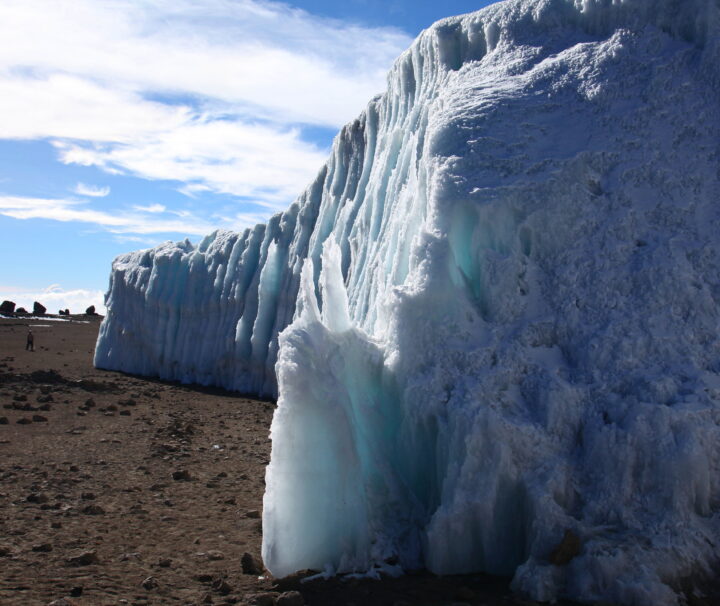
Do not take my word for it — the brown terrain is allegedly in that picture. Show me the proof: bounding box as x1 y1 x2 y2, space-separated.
0 316 578 606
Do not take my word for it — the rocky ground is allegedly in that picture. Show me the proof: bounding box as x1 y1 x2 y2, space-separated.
0 316 578 606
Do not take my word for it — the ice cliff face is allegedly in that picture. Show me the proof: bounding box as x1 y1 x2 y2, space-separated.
96 0 720 603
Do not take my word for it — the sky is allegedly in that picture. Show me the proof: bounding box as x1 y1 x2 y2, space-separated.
0 0 497 314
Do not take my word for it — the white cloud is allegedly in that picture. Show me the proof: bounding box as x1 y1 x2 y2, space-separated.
0 0 412 212
0 195 237 235
0 194 272 235
0 0 409 127
73 182 110 197
52 116 329 205
112 235 167 247
133 204 166 213
0 285 107 315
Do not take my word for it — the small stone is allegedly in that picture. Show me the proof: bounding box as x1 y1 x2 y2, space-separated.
82 504 105 515
0 545 12 557
245 509 260 519
32 543 53 552
119 410 131 416
276 591 305 606
119 552 141 561
27 493 49 504
212 578 233 595
81 492 96 500
141 576 159 590
84 399 96 408
17 417 32 425
37 394 54 403
241 552 262 575
171 470 192 481
201 593 214 604
245 593 279 606
0 417 8 425
69 587 83 597
66 550 99 566
32 415 48 422
158 557 172 568
207 550 225 561
51 521 62 529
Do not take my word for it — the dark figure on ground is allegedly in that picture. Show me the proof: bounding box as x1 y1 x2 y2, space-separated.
26 330 34 352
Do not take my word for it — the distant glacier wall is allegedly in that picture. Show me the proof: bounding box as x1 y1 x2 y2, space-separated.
94 17 435 395
97 0 720 604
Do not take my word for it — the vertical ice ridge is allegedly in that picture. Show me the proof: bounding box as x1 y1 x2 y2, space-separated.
264 1 720 605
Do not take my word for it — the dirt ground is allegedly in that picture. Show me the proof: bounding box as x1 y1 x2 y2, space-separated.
0 316 576 606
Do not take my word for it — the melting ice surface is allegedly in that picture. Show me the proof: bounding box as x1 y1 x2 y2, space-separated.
96 0 720 603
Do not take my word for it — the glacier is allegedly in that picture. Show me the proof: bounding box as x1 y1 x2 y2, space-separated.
95 0 720 603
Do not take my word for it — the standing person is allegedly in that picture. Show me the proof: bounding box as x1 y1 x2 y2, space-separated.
26 330 34 351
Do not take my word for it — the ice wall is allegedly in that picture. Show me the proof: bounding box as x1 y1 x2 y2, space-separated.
97 0 720 603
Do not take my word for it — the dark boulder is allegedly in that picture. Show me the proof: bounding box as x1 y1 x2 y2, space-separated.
66 550 99 566
33 301 47 315
15 307 28 314
241 552 263 575
0 300 15 314
549 529 582 565
85 305 96 316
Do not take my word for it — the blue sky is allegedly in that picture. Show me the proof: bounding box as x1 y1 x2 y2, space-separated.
0 0 497 314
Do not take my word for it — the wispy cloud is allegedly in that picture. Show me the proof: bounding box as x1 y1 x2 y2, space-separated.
0 194 240 235
0 0 412 216
51 116 329 206
73 182 110 197
0 0 408 126
0 194 276 236
133 204 166 214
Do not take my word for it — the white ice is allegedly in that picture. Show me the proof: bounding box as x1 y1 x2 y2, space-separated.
97 0 720 603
